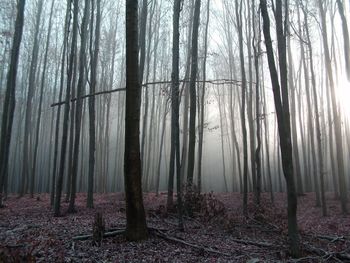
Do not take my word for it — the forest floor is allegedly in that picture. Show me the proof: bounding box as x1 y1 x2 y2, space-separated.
0 192 349 262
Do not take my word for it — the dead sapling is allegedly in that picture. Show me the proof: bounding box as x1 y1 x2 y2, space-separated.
92 212 105 246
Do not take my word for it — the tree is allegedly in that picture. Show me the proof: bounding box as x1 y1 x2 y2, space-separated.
187 0 201 185
167 0 184 229
235 0 249 216
124 0 148 241
20 0 44 196
317 0 348 214
197 0 210 192
54 0 78 217
68 0 90 213
87 0 101 208
0 0 25 207
31 0 55 198
336 0 350 81
260 0 299 257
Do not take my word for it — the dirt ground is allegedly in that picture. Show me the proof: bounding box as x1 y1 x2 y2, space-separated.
0 192 349 262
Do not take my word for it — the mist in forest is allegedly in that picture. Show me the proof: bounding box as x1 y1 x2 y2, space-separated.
1 0 349 194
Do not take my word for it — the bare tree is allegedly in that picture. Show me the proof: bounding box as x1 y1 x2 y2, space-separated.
54 0 78 217
260 0 299 256
87 0 101 208
68 0 91 213
124 0 148 241
197 0 210 192
317 0 348 214
0 0 25 207
336 0 350 80
187 0 201 185
20 0 44 196
31 0 55 198
235 0 249 216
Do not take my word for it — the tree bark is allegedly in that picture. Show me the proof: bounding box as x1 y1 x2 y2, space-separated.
317 0 348 214
0 0 25 207
124 0 148 241
54 0 78 217
187 0 201 185
235 0 249 216
20 0 44 196
260 0 299 257
30 0 55 198
87 0 101 208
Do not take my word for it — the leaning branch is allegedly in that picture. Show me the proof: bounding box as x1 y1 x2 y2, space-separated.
50 79 247 107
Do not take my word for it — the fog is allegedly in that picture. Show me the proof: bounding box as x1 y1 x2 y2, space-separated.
0 0 350 201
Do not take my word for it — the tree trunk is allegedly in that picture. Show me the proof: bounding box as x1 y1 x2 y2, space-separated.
21 0 44 196
87 0 101 208
30 0 55 198
187 0 201 185
54 0 78 217
0 0 25 207
124 0 148 241
260 0 299 256
317 0 348 214
197 0 210 193
235 0 249 216
68 0 90 213
336 0 350 80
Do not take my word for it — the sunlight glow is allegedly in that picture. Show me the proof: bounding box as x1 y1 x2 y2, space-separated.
337 75 350 119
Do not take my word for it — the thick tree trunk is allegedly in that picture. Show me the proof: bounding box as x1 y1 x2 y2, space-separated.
0 0 25 207
124 0 148 241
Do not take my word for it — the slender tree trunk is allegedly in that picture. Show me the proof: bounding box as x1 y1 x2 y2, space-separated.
87 0 101 208
260 0 299 256
54 0 78 217
303 7 327 216
336 0 350 80
252 0 261 204
197 0 210 193
51 3 70 206
68 0 90 213
235 0 249 216
21 0 44 196
317 0 348 214
187 0 201 185
30 0 55 198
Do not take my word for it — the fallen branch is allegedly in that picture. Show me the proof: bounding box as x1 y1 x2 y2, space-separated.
230 237 282 248
72 230 125 241
152 230 231 257
315 234 349 242
303 242 350 262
